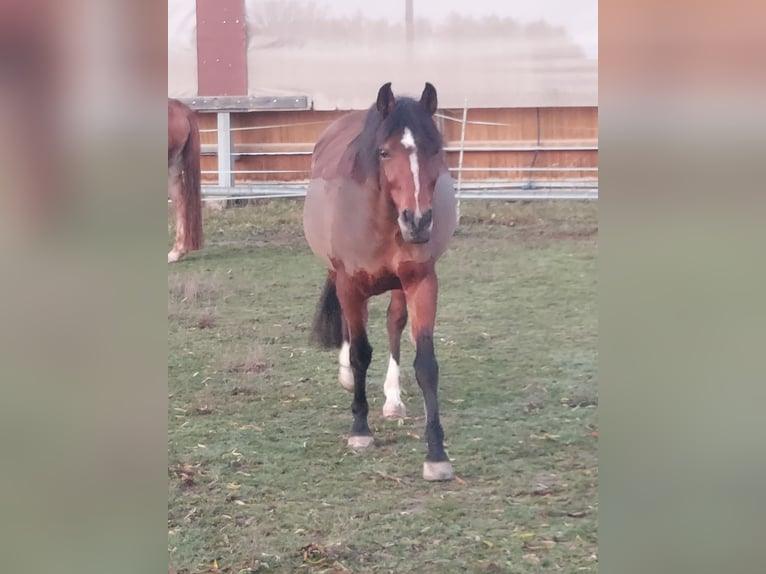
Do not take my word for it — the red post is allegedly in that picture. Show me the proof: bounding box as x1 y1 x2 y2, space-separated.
195 0 247 96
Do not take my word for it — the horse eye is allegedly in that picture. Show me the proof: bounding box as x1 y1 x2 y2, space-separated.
378 148 390 159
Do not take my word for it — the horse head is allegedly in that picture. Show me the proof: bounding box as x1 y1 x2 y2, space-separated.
373 82 444 244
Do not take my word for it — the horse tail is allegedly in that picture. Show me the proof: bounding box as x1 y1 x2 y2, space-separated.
181 107 203 251
310 275 344 349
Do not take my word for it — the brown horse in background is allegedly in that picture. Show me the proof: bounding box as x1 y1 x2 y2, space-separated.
304 82 457 481
168 98 203 263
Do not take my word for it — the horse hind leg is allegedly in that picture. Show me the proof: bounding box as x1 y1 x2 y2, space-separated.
168 168 186 263
338 300 370 393
338 317 353 392
336 280 374 450
382 289 407 419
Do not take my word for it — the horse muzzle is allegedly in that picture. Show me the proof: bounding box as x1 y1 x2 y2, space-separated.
398 208 433 244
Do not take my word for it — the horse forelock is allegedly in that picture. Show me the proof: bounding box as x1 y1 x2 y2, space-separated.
382 98 442 156
350 97 443 184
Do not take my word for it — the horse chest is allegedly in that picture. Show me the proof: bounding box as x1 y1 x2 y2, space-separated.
343 268 402 298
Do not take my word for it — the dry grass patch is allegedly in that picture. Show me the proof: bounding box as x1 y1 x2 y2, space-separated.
168 270 225 307
221 345 270 375
168 270 225 330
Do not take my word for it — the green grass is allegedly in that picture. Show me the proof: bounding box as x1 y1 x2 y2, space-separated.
168 199 597 574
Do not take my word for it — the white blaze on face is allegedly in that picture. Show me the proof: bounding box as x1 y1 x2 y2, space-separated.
401 127 421 218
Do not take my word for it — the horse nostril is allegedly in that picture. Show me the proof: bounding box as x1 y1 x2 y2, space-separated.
401 209 415 225
419 209 433 230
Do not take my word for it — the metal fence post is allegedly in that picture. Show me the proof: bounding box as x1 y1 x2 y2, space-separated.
456 99 468 221
217 111 234 189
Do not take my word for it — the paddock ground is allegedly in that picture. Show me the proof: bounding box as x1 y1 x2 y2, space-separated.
168 199 597 573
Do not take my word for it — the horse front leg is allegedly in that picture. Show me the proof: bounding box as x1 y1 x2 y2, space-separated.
382 289 407 419
336 279 373 449
402 268 454 481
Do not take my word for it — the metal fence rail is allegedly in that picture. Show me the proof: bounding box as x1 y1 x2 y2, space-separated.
199 181 598 202
197 105 598 201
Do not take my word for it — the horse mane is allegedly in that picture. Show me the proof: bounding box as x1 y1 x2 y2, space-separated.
348 96 444 184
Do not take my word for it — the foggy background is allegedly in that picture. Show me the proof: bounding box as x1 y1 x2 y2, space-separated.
168 0 598 108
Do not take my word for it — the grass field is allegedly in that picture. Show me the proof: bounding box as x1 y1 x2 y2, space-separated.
168 199 598 573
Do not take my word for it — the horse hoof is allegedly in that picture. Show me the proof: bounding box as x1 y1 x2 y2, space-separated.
168 250 183 263
423 461 455 481
338 367 354 392
347 435 374 450
382 402 406 419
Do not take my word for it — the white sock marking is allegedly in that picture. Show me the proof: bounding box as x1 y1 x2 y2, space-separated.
401 127 421 218
338 341 354 391
382 354 406 417
339 341 350 367
383 354 401 404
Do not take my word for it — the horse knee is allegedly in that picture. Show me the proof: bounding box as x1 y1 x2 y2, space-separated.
414 354 438 387
413 335 438 386
349 335 372 372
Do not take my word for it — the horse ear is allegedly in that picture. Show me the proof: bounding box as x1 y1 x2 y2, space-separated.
420 82 437 115
376 82 395 118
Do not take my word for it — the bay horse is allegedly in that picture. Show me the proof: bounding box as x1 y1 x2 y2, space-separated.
304 82 457 481
167 98 203 263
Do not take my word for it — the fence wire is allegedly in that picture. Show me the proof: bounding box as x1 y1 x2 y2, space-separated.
195 106 598 201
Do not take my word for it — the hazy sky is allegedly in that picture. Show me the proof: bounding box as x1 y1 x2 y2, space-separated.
318 0 597 57
170 1 598 58
169 0 598 104
319 0 596 28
